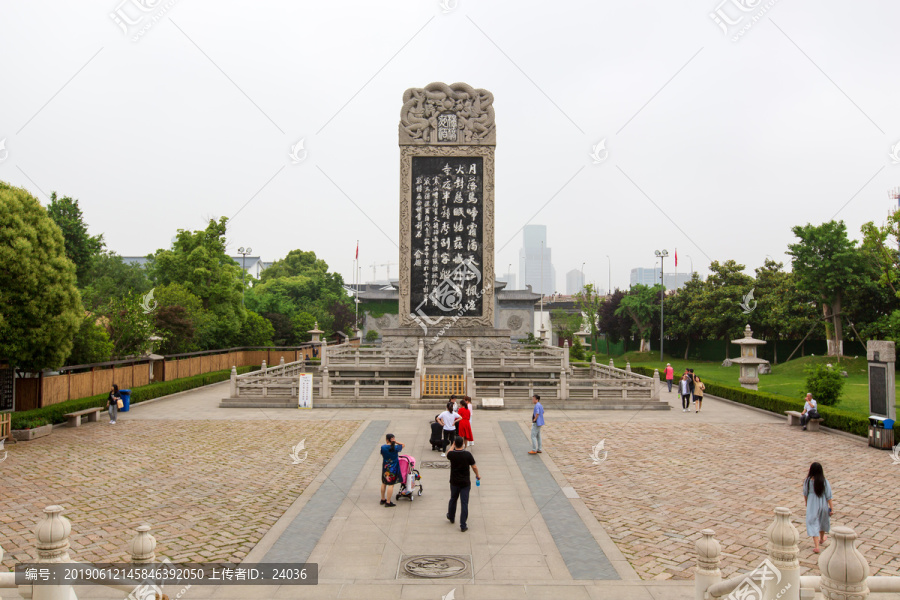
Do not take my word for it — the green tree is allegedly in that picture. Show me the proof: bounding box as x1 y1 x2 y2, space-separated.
260 249 331 282
788 221 864 356
104 294 154 358
616 284 662 351
751 259 819 362
80 252 152 310
551 308 583 345
860 209 900 299
805 364 845 406
67 314 114 365
664 274 706 359
598 289 629 354
0 182 82 370
240 311 275 346
46 192 105 287
575 284 604 351
693 260 754 357
291 311 317 343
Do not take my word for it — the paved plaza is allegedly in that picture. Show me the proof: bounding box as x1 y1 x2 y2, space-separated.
1 381 899 599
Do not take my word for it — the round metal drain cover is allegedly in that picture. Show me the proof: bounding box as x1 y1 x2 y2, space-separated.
422 461 449 469
403 555 468 578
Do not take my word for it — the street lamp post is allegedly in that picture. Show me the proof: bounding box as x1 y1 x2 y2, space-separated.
654 249 668 361
238 246 252 306
508 262 512 288
581 261 586 294
605 255 611 296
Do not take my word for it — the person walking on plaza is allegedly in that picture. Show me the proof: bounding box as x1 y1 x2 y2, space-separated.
446 436 480 532
802 461 833 553
664 363 674 392
693 375 705 413
106 384 122 424
437 402 461 457
679 373 691 412
380 433 404 507
458 397 474 447
528 394 544 454
800 393 819 430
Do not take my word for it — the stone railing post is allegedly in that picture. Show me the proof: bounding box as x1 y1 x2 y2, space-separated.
320 342 328 368
321 366 330 399
652 369 661 401
32 505 72 600
695 529 722 600
609 358 614 368
563 339 570 369
625 361 631 373
280 356 285 366
129 525 157 563
819 526 869 600
764 507 800 600
230 366 237 397
261 360 267 374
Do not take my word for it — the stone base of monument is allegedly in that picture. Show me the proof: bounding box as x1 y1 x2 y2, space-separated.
381 327 514 366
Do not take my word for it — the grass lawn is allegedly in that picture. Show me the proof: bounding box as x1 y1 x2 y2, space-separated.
596 352 899 418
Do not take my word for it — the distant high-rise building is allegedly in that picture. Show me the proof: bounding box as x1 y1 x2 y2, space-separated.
629 267 693 290
519 225 556 295
566 269 585 295
497 273 516 289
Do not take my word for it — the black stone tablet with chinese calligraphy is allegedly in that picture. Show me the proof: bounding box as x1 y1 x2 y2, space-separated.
409 156 484 318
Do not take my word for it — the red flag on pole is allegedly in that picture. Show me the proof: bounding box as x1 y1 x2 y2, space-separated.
675 248 678 267
355 241 359 260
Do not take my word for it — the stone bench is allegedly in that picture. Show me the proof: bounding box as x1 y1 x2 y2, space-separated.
785 410 823 431
480 398 504 410
64 407 103 427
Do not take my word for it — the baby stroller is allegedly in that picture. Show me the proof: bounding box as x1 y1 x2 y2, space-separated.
395 455 423 501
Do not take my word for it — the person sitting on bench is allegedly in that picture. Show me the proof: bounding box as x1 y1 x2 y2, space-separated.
800 393 820 430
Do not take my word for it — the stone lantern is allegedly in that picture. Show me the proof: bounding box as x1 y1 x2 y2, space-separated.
307 321 324 344
731 324 767 390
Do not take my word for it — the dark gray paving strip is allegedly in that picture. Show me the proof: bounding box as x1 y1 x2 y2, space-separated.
262 420 390 563
499 421 619 580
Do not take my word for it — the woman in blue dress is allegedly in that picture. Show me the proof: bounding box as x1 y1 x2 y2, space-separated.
380 433 403 507
802 462 834 553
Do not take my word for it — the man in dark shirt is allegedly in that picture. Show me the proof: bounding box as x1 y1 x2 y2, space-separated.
446 436 480 532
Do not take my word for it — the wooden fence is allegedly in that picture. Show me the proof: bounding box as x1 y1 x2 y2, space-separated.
32 346 323 410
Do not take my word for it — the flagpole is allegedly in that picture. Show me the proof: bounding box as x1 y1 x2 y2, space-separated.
354 240 359 333
674 247 678 295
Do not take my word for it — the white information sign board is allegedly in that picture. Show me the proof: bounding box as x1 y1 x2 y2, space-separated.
298 373 313 409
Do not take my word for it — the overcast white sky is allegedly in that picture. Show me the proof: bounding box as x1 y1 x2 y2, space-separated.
2 0 899 292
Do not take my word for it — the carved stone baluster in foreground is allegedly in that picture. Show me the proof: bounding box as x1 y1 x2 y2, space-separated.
819 526 869 600
694 528 722 600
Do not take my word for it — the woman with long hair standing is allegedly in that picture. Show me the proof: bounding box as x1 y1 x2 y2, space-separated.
380 433 404 507
106 384 122 424
457 397 474 447
803 462 833 553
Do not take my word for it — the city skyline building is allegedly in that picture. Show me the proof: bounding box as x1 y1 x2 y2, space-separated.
519 224 557 295
566 269 585 295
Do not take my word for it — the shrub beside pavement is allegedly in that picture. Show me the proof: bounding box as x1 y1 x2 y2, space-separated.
631 365 869 437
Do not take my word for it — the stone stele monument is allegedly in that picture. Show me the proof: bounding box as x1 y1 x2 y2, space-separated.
382 82 511 364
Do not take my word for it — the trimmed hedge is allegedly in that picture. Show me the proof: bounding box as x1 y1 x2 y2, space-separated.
11 366 258 429
630 366 869 437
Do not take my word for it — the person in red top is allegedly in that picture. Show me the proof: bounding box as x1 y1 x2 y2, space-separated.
664 363 674 393
457 396 474 447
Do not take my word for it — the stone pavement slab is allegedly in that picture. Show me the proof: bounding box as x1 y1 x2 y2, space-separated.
499 421 619 580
